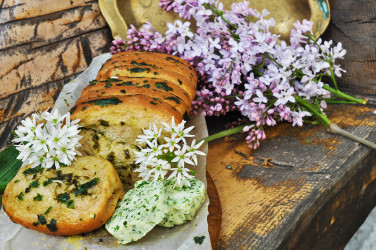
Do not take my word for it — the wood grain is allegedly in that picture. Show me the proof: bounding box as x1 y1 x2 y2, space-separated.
322 0 376 105
0 0 98 24
0 1 106 50
207 171 222 249
0 0 112 150
207 105 376 249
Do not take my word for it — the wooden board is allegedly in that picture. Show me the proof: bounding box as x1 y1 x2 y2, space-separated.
0 0 112 150
322 0 376 105
206 104 376 249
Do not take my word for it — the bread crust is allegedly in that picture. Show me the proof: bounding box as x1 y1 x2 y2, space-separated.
100 51 197 83
76 78 190 117
71 94 183 128
3 156 124 236
81 76 191 107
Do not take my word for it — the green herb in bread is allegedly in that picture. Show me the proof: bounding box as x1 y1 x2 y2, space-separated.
105 180 170 244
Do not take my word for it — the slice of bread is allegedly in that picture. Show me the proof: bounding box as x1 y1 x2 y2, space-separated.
2 156 124 236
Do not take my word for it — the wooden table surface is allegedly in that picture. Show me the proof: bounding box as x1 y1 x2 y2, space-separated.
1 0 376 249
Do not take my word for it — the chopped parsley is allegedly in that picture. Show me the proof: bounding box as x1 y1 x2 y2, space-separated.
155 82 173 91
57 193 75 209
57 193 70 203
34 193 43 201
67 200 75 209
37 214 47 225
47 219 58 232
194 236 206 245
18 192 24 201
23 166 43 176
44 206 52 215
87 97 122 107
29 180 40 188
99 120 109 127
164 96 181 104
74 177 100 196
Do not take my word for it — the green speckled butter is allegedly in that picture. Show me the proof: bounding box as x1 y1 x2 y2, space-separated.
159 178 205 227
105 180 169 244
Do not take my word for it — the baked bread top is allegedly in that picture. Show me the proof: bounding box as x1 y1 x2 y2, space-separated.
3 156 124 236
70 94 183 130
80 76 191 107
75 77 190 117
97 51 197 84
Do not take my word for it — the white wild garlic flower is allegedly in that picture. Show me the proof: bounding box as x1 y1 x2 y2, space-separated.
134 117 205 188
13 109 82 169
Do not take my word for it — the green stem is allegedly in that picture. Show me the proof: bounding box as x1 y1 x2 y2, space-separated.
323 85 367 104
325 100 358 104
329 124 376 150
265 53 283 68
202 124 251 143
294 95 332 128
204 4 240 40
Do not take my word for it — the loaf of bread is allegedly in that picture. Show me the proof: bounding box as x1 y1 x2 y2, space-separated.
2 156 124 236
71 52 197 190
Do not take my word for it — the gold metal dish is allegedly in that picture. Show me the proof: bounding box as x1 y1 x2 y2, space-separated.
99 0 330 42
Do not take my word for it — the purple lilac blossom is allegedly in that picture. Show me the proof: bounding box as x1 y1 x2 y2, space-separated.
110 0 347 149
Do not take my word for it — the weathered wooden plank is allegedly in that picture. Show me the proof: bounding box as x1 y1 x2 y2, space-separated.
206 105 376 249
0 28 110 100
0 75 77 123
208 106 376 249
0 28 111 150
0 0 97 24
322 0 376 104
84 29 113 57
0 1 107 50
282 152 376 249
0 75 80 150
0 37 86 98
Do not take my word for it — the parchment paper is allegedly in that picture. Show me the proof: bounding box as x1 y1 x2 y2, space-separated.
0 53 211 250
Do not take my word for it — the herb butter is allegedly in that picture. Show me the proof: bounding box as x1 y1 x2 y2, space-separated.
159 178 205 227
105 180 170 244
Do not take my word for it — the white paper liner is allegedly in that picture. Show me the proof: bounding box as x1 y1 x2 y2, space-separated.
0 53 211 250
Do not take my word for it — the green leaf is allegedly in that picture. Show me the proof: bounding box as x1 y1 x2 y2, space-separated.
0 146 23 194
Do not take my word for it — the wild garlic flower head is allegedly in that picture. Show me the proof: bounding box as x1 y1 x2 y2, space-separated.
13 109 82 169
134 117 205 188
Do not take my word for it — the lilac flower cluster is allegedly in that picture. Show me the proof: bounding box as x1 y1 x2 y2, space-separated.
111 0 349 149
